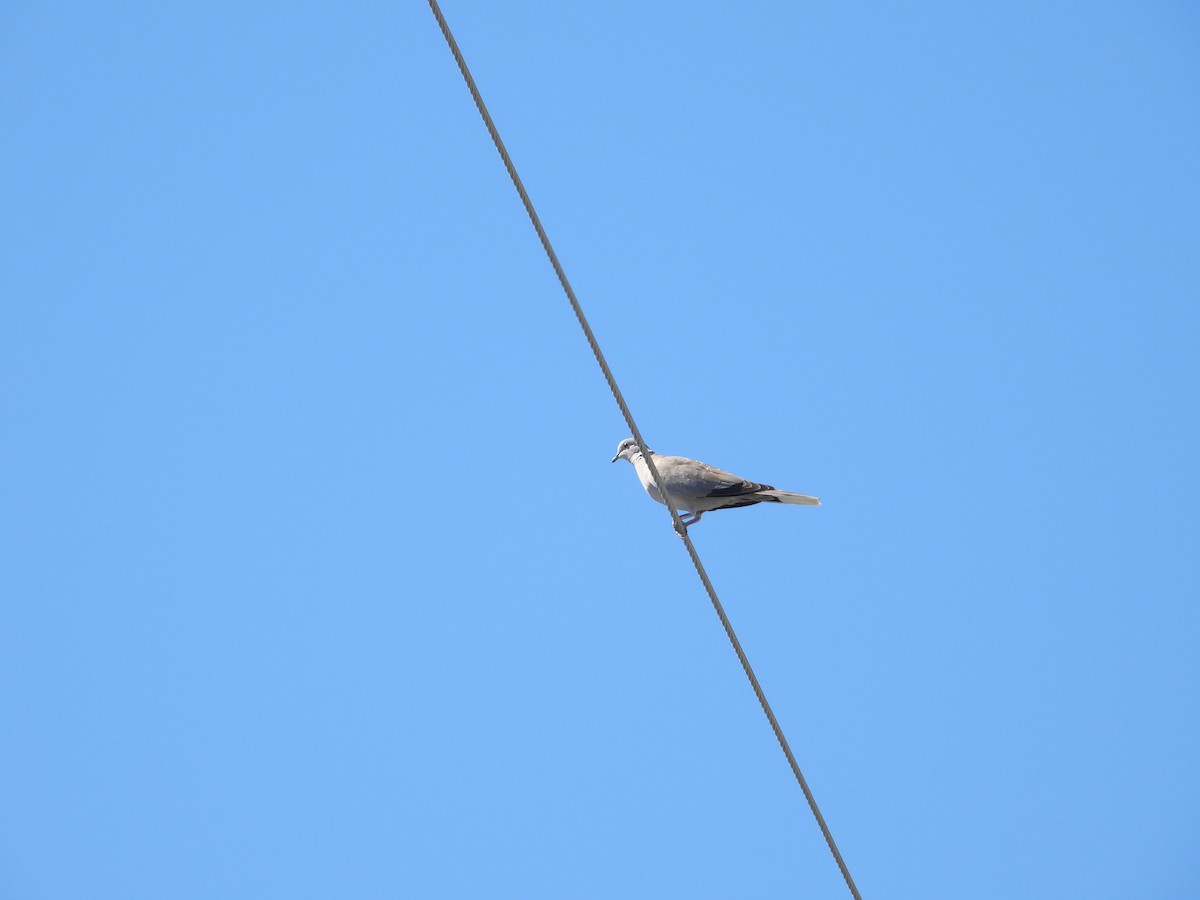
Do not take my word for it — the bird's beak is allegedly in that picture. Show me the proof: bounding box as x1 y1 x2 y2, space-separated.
611 453 619 463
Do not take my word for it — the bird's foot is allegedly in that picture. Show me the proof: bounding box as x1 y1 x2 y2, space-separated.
675 512 702 538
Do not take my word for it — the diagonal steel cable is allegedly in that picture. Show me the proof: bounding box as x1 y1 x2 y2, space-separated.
425 3 861 897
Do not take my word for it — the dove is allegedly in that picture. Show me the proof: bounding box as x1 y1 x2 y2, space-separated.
611 437 820 529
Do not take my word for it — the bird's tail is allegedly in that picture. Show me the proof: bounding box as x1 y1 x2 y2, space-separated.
759 489 821 506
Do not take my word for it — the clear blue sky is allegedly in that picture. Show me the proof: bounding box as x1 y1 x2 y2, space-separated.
3 2 1197 897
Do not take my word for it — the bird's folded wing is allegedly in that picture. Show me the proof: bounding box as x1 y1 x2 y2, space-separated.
704 477 770 497
658 456 764 499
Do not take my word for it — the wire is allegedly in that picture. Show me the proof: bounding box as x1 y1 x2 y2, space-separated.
425 4 862 897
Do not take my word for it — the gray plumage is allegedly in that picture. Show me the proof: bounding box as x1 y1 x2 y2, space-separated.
611 437 820 529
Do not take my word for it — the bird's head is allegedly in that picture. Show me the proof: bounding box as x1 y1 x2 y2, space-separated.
611 437 647 464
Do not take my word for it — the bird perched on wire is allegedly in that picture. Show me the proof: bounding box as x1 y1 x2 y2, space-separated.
611 437 820 532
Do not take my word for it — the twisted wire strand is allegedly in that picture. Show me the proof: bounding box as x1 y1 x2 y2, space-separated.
425 4 861 897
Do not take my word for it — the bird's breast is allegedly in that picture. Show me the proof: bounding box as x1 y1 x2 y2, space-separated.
632 458 667 505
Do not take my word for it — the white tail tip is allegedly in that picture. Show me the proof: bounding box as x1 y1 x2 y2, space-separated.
762 490 821 506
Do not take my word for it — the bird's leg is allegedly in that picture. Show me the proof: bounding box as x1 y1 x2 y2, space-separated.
675 511 702 537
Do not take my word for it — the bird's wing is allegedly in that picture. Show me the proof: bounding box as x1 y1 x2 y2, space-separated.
656 456 768 500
